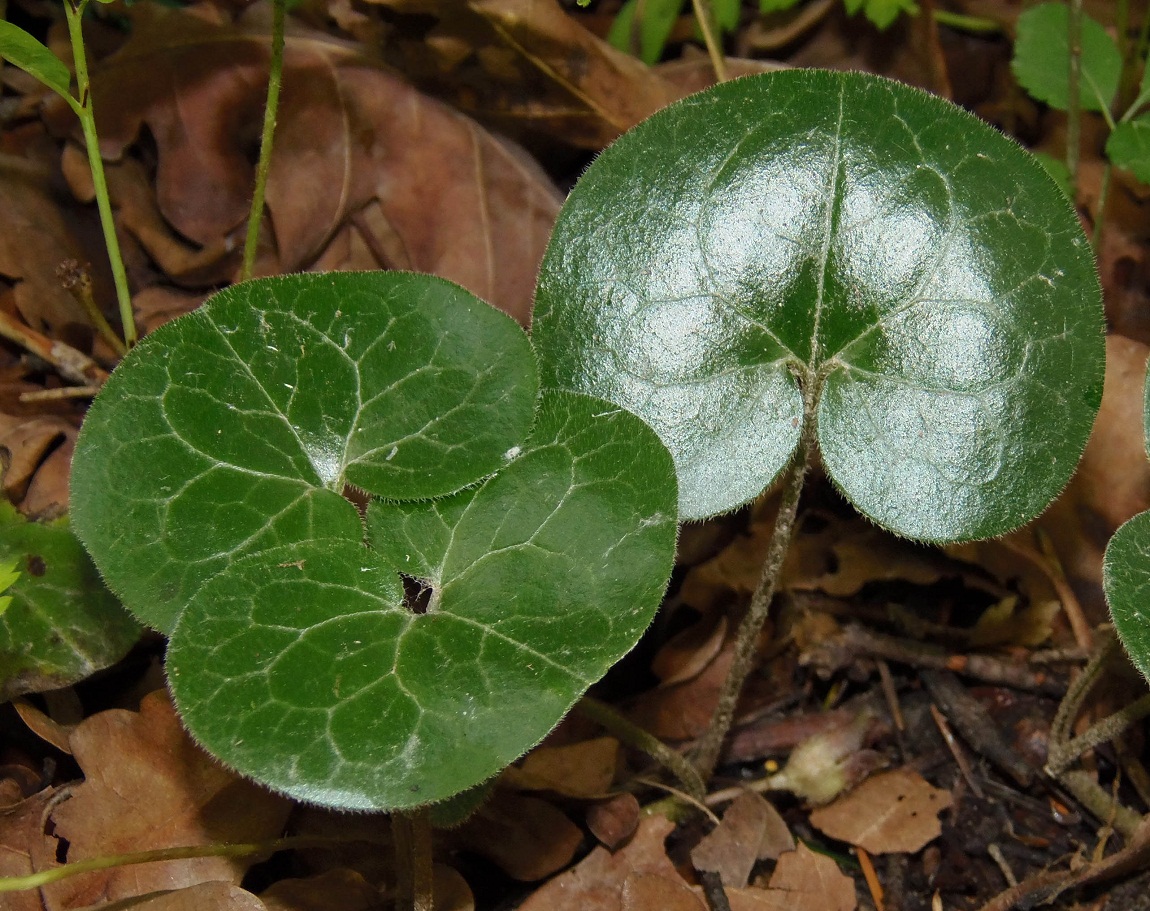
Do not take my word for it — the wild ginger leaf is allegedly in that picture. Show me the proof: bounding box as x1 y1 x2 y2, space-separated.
532 69 1105 538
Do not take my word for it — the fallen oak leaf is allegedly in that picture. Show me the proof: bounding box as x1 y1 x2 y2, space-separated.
691 791 793 889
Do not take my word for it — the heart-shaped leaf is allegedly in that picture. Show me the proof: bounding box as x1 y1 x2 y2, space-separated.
71 272 539 634
1012 2 1121 113
167 390 676 808
532 69 1105 538
0 501 140 701
1105 368 1150 681
71 272 678 809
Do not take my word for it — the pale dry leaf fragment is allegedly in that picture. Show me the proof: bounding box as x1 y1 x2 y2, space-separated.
808 767 953 854
0 789 61 911
691 790 792 889
118 881 267 911
36 689 292 908
517 814 682 911
651 614 727 687
760 843 856 911
502 736 620 797
621 872 705 911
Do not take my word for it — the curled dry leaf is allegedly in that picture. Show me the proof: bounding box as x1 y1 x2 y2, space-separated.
502 736 620 798
587 792 641 849
34 690 292 908
808 767 953 854
88 3 561 322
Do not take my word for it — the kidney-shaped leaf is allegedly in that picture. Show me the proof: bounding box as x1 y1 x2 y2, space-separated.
166 390 677 809
532 69 1105 537
1105 367 1150 681
71 272 539 634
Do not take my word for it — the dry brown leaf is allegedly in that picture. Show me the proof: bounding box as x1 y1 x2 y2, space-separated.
356 0 675 148
758 843 856 911
518 814 683 911
651 614 728 687
621 872 706 911
586 792 641 850
13 698 75 754
454 790 582 882
691 791 791 889
502 736 620 798
0 789 61 911
259 868 382 911
808 767 953 854
431 863 476 911
88 3 561 322
36 689 292 908
625 634 736 740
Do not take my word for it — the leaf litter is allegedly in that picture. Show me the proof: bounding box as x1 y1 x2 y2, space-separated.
4 0 1150 909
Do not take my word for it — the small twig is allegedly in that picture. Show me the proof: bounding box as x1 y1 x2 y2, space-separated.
922 669 1033 788
578 696 706 802
636 776 721 825
929 703 985 798
689 0 729 83
857 846 886 911
698 870 732 911
1066 0 1084 198
241 0 287 280
0 309 108 386
20 385 102 403
987 844 1017 888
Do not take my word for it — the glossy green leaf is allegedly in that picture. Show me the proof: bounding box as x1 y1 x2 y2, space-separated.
532 69 1105 538
0 501 140 700
0 22 73 101
1033 152 1073 198
1105 365 1150 680
71 272 539 634
166 390 677 809
1107 116 1150 184
1012 2 1120 113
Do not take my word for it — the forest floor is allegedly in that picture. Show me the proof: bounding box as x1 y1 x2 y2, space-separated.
4 0 1150 909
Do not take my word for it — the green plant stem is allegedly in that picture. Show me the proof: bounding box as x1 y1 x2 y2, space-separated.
577 695 706 801
241 0 287 280
691 377 816 779
62 0 136 349
0 835 367 893
1066 0 1083 199
1060 769 1143 837
930 9 1001 35
690 0 728 83
1092 161 1112 253
1056 693 1150 776
392 809 434 911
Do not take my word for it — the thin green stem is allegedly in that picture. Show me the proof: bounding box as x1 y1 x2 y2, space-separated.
689 0 728 83
931 9 1002 35
578 695 706 801
1066 0 1084 199
0 835 366 893
63 0 136 348
1092 161 1112 253
392 809 434 911
241 0 287 280
691 375 817 780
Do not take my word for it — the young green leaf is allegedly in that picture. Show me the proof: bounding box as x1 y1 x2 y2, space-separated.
1012 2 1121 113
0 501 140 701
608 0 687 65
72 271 678 810
1106 116 1150 184
532 69 1105 538
71 272 539 634
1105 367 1150 682
842 0 919 30
166 390 677 809
0 21 73 101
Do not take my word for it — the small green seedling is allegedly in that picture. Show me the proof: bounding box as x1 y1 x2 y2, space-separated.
531 68 1106 770
1013 2 1150 186
1104 369 1150 678
69 272 678 811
